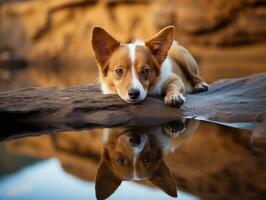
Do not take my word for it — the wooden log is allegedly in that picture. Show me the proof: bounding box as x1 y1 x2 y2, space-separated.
0 73 265 141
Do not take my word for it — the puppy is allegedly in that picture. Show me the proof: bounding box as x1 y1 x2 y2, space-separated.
92 26 208 106
95 120 198 200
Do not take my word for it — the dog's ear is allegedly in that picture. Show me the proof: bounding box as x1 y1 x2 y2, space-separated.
91 27 120 76
148 160 177 197
95 149 122 200
145 26 174 65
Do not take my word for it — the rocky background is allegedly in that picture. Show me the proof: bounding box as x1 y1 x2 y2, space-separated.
0 0 266 200
0 0 266 89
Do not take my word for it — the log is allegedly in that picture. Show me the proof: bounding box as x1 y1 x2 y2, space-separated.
0 73 265 141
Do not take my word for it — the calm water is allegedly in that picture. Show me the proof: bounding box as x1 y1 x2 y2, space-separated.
0 120 265 200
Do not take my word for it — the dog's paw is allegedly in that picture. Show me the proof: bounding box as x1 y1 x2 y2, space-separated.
163 121 186 138
164 93 185 106
193 82 209 93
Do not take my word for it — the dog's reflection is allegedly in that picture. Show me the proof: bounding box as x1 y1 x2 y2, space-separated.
96 119 198 200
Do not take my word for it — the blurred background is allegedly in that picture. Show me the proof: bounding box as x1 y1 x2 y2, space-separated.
1 0 266 89
0 0 266 200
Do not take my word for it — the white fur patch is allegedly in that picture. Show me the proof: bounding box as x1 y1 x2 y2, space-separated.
101 83 115 94
128 43 136 65
127 44 147 102
172 40 179 49
150 57 172 95
131 134 148 180
133 40 145 46
102 128 110 143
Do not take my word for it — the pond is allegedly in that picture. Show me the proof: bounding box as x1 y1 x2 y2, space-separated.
0 120 265 200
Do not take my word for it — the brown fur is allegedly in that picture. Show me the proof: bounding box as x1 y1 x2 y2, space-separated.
91 26 208 105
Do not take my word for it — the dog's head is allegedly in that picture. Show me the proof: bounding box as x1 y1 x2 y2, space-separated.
91 26 174 103
95 128 177 200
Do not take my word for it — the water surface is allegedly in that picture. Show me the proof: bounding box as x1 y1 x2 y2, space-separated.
0 120 265 200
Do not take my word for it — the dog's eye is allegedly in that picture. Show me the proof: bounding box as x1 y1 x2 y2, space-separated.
142 155 151 165
116 157 126 166
141 68 150 75
115 68 124 76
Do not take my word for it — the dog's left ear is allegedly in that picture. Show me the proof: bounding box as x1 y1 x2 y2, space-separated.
148 160 177 197
145 26 175 65
95 149 122 200
91 27 120 76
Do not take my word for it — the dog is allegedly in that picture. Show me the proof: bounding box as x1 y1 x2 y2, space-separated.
95 120 199 199
92 26 208 106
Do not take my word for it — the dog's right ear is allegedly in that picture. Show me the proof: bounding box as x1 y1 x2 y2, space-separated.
95 149 122 200
91 27 120 76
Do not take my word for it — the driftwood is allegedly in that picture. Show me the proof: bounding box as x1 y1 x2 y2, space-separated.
0 73 265 141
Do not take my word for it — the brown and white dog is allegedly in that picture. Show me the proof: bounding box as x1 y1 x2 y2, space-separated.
95 120 199 200
92 26 208 106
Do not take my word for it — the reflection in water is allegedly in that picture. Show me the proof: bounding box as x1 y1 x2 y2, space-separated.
97 120 198 199
0 121 266 200
0 159 198 200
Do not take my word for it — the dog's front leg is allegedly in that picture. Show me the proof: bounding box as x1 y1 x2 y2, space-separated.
162 120 186 138
164 74 185 106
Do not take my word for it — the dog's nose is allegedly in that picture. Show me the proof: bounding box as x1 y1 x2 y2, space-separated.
129 135 141 147
128 88 140 100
